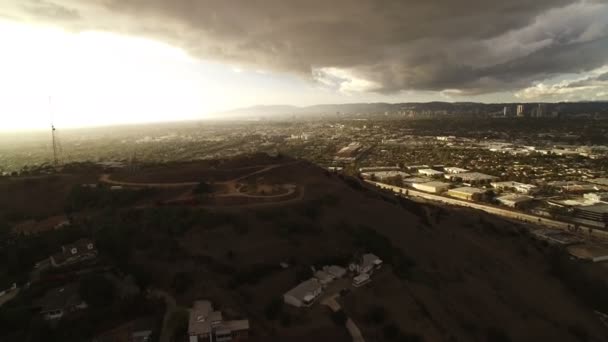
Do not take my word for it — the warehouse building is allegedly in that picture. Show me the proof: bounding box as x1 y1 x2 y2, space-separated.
447 187 486 201
412 181 450 194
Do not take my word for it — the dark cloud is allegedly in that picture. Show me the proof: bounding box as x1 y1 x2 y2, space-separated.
4 0 608 94
20 0 80 21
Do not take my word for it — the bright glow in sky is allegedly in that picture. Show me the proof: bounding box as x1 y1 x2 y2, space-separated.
0 19 567 131
0 20 400 131
0 20 520 131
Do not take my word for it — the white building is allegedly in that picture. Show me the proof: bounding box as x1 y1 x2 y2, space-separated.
351 253 383 275
496 194 534 208
283 279 323 308
323 265 347 279
360 171 410 180
313 270 334 285
418 169 444 177
444 167 469 174
412 181 451 194
583 192 608 204
353 273 371 287
491 181 538 195
447 172 498 185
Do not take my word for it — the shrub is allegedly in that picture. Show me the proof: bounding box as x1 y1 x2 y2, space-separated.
366 305 387 324
193 181 212 194
330 310 348 326
383 322 400 340
486 327 511 342
264 298 283 320
567 324 589 342
79 273 115 308
171 272 193 294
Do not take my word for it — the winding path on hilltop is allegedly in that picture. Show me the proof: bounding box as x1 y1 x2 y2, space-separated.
98 161 306 206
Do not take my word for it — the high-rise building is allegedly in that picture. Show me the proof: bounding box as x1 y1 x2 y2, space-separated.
516 105 525 117
537 103 546 118
503 106 510 117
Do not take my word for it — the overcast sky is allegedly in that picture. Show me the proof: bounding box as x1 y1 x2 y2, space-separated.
1 0 607 130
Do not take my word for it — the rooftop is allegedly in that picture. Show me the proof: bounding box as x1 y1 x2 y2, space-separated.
497 194 534 203
455 172 498 181
284 278 322 301
448 186 486 194
37 283 83 312
416 181 451 188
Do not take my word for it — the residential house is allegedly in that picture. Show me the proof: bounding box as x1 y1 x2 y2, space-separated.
38 283 87 320
50 238 98 268
323 265 346 279
350 253 383 275
313 270 334 285
92 317 156 342
188 300 249 342
283 279 323 308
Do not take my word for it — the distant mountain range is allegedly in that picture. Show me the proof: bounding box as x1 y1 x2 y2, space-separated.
213 101 608 119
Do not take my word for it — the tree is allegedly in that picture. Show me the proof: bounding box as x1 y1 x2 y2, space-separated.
366 305 387 324
264 298 283 320
330 310 347 326
79 274 115 308
193 181 212 195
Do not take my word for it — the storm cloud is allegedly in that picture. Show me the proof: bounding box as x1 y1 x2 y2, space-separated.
2 0 608 95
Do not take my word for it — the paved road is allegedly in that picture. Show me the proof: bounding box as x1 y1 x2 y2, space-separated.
0 288 19 307
367 180 608 239
321 295 365 342
148 289 178 342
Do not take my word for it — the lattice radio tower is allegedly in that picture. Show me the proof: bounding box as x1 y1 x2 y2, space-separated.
49 96 61 168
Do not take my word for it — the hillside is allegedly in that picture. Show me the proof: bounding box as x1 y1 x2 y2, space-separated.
1 154 607 341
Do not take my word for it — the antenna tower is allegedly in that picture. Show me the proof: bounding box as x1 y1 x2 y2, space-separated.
49 97 61 168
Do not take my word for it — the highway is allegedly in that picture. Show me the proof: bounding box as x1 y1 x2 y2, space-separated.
366 180 608 239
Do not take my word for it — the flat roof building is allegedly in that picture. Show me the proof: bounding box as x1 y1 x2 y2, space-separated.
418 169 444 177
573 204 608 225
413 181 451 194
447 172 498 185
447 187 486 201
496 194 534 208
360 171 410 180
567 244 608 262
444 167 469 174
492 181 538 194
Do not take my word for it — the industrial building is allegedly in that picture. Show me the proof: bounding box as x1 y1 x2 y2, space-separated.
447 187 486 201
491 181 538 195
444 167 469 174
412 181 450 194
418 168 444 177
447 172 498 185
496 194 534 208
573 204 608 227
